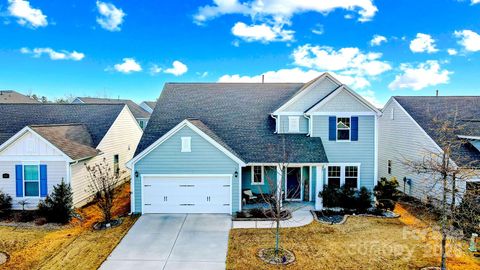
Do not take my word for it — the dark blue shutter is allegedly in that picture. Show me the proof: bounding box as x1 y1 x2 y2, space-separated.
40 165 48 197
15 165 23 197
351 116 359 141
328 116 336 141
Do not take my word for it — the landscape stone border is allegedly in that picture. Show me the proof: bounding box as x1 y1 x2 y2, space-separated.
310 210 400 225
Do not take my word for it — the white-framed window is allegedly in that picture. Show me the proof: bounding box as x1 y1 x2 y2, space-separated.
251 166 264 185
288 116 300 133
390 108 395 120
327 166 341 188
336 117 351 141
345 166 359 189
23 164 40 197
387 160 392 175
327 164 360 189
181 137 191 152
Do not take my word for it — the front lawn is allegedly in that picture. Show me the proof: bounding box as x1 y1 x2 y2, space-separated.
0 182 137 270
227 204 480 270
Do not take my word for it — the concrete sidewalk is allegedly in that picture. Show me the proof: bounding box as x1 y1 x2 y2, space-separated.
232 203 314 229
100 214 231 270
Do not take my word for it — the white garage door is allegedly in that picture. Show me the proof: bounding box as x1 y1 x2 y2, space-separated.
142 175 231 214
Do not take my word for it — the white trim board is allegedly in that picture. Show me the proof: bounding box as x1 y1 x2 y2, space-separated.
127 119 246 168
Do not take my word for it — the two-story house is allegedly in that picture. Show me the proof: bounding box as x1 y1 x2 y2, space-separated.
378 96 480 202
127 73 380 214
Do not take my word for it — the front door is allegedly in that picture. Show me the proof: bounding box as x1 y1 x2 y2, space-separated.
285 167 302 200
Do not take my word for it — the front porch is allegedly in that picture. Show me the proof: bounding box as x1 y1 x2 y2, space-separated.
240 165 321 209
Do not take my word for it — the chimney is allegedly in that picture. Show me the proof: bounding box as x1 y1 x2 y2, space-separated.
262 75 265 84
436 90 439 97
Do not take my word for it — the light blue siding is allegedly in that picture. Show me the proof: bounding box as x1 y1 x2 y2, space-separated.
312 115 376 190
282 77 339 111
241 166 277 195
278 115 309 134
134 126 241 213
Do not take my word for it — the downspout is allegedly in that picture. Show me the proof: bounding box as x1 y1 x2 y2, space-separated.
304 113 311 136
270 114 279 133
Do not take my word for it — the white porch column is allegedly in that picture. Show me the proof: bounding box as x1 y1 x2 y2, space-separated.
315 165 324 210
276 165 283 208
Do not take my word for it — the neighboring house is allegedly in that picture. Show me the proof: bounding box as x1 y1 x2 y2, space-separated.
378 96 480 202
127 73 380 215
0 90 39 103
0 104 143 209
140 101 157 114
72 97 151 130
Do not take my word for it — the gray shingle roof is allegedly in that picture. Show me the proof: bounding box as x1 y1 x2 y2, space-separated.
394 96 480 167
75 97 150 119
30 124 99 160
143 101 157 110
0 104 125 151
0 90 39 103
136 83 329 163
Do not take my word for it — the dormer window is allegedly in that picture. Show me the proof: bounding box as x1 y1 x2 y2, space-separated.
337 117 350 141
288 116 300 133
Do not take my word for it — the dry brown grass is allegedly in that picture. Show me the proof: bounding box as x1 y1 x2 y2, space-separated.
0 182 137 270
227 204 480 270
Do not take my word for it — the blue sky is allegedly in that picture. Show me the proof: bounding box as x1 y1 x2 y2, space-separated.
1 0 480 106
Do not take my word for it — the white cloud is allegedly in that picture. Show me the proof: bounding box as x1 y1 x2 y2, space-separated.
370 35 387 46
219 68 370 89
96 1 125 32
20 47 84 61
454 30 480 52
447 49 458 55
198 71 209 78
311 24 324 35
357 89 383 108
472 0 480 4
388 60 451 90
409 33 438 53
194 0 378 24
164 61 188 76
149 64 162 75
231 21 293 42
113 58 142 73
7 0 47 28
292 44 391 77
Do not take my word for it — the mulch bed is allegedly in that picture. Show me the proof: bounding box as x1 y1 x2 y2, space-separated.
313 208 400 225
233 209 291 221
258 248 295 265
92 218 123 230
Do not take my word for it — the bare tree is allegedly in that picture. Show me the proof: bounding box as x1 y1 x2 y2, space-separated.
245 136 303 262
403 111 479 269
85 158 125 223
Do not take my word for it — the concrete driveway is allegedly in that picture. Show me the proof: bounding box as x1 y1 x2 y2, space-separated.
100 214 232 270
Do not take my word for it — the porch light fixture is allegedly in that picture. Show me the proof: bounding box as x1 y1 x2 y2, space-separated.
234 171 238 178
135 171 139 178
